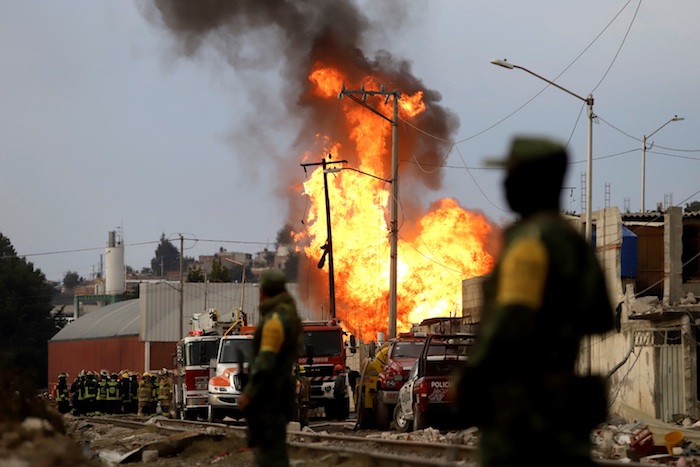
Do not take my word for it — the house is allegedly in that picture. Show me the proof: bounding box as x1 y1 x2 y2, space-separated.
461 206 700 423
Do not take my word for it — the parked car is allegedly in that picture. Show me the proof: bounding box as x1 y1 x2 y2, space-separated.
394 333 475 432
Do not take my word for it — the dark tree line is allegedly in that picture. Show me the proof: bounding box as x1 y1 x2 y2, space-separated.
0 233 59 389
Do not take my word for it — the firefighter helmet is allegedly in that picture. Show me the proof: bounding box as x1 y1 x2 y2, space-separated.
298 365 306 375
122 372 129 379
143 372 151 378
58 372 67 379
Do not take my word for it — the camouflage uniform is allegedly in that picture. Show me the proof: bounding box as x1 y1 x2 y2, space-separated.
453 137 614 467
242 269 302 467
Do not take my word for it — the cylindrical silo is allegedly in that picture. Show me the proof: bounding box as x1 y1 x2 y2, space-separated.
105 230 125 295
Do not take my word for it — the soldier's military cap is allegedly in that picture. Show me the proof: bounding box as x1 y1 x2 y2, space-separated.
260 268 287 296
485 136 568 171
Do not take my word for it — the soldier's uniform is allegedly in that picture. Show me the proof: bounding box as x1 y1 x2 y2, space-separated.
242 268 302 467
453 137 615 467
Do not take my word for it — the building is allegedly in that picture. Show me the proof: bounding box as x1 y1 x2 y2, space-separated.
461 207 700 423
48 279 315 390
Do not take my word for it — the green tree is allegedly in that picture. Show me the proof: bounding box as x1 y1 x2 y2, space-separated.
151 234 180 276
63 270 80 290
0 233 56 388
208 257 231 283
187 265 206 283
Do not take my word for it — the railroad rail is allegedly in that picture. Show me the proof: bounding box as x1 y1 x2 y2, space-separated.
82 416 650 466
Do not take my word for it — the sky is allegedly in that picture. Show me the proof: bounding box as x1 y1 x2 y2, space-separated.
1 0 699 284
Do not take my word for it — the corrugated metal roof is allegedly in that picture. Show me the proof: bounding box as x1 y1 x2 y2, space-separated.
51 283 324 343
51 299 140 341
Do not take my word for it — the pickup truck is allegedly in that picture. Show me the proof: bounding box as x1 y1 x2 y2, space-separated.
394 333 475 432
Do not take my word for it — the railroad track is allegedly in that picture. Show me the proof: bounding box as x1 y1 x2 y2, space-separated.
81 415 650 466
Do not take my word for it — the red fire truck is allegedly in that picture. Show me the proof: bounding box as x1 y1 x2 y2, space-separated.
173 310 245 420
298 319 349 420
173 332 221 420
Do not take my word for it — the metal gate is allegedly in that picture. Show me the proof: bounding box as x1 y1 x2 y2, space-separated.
635 329 683 422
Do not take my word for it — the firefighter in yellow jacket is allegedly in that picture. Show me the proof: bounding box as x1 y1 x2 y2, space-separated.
137 372 154 417
157 369 173 417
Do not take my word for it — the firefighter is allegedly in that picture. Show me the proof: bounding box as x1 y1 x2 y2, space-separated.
70 371 84 416
119 372 132 414
95 370 109 415
151 373 159 414
331 364 347 420
129 372 139 414
157 369 173 417
297 365 310 428
346 366 360 403
84 371 97 416
106 372 120 414
137 372 153 417
53 372 70 414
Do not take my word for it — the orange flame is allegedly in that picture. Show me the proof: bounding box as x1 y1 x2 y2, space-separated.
297 62 496 341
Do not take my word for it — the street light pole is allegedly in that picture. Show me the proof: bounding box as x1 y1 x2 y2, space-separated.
641 115 684 212
223 258 246 321
491 58 595 242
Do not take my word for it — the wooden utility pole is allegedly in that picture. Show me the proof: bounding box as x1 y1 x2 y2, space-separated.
301 157 348 319
339 84 400 339
179 234 184 340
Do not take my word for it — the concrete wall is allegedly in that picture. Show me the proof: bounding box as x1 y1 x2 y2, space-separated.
590 208 660 418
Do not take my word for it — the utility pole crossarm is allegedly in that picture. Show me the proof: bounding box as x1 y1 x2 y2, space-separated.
340 84 401 339
300 156 348 319
339 84 401 124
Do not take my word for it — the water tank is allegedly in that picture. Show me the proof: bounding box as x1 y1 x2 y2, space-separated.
592 225 638 278
620 225 638 278
105 230 125 295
